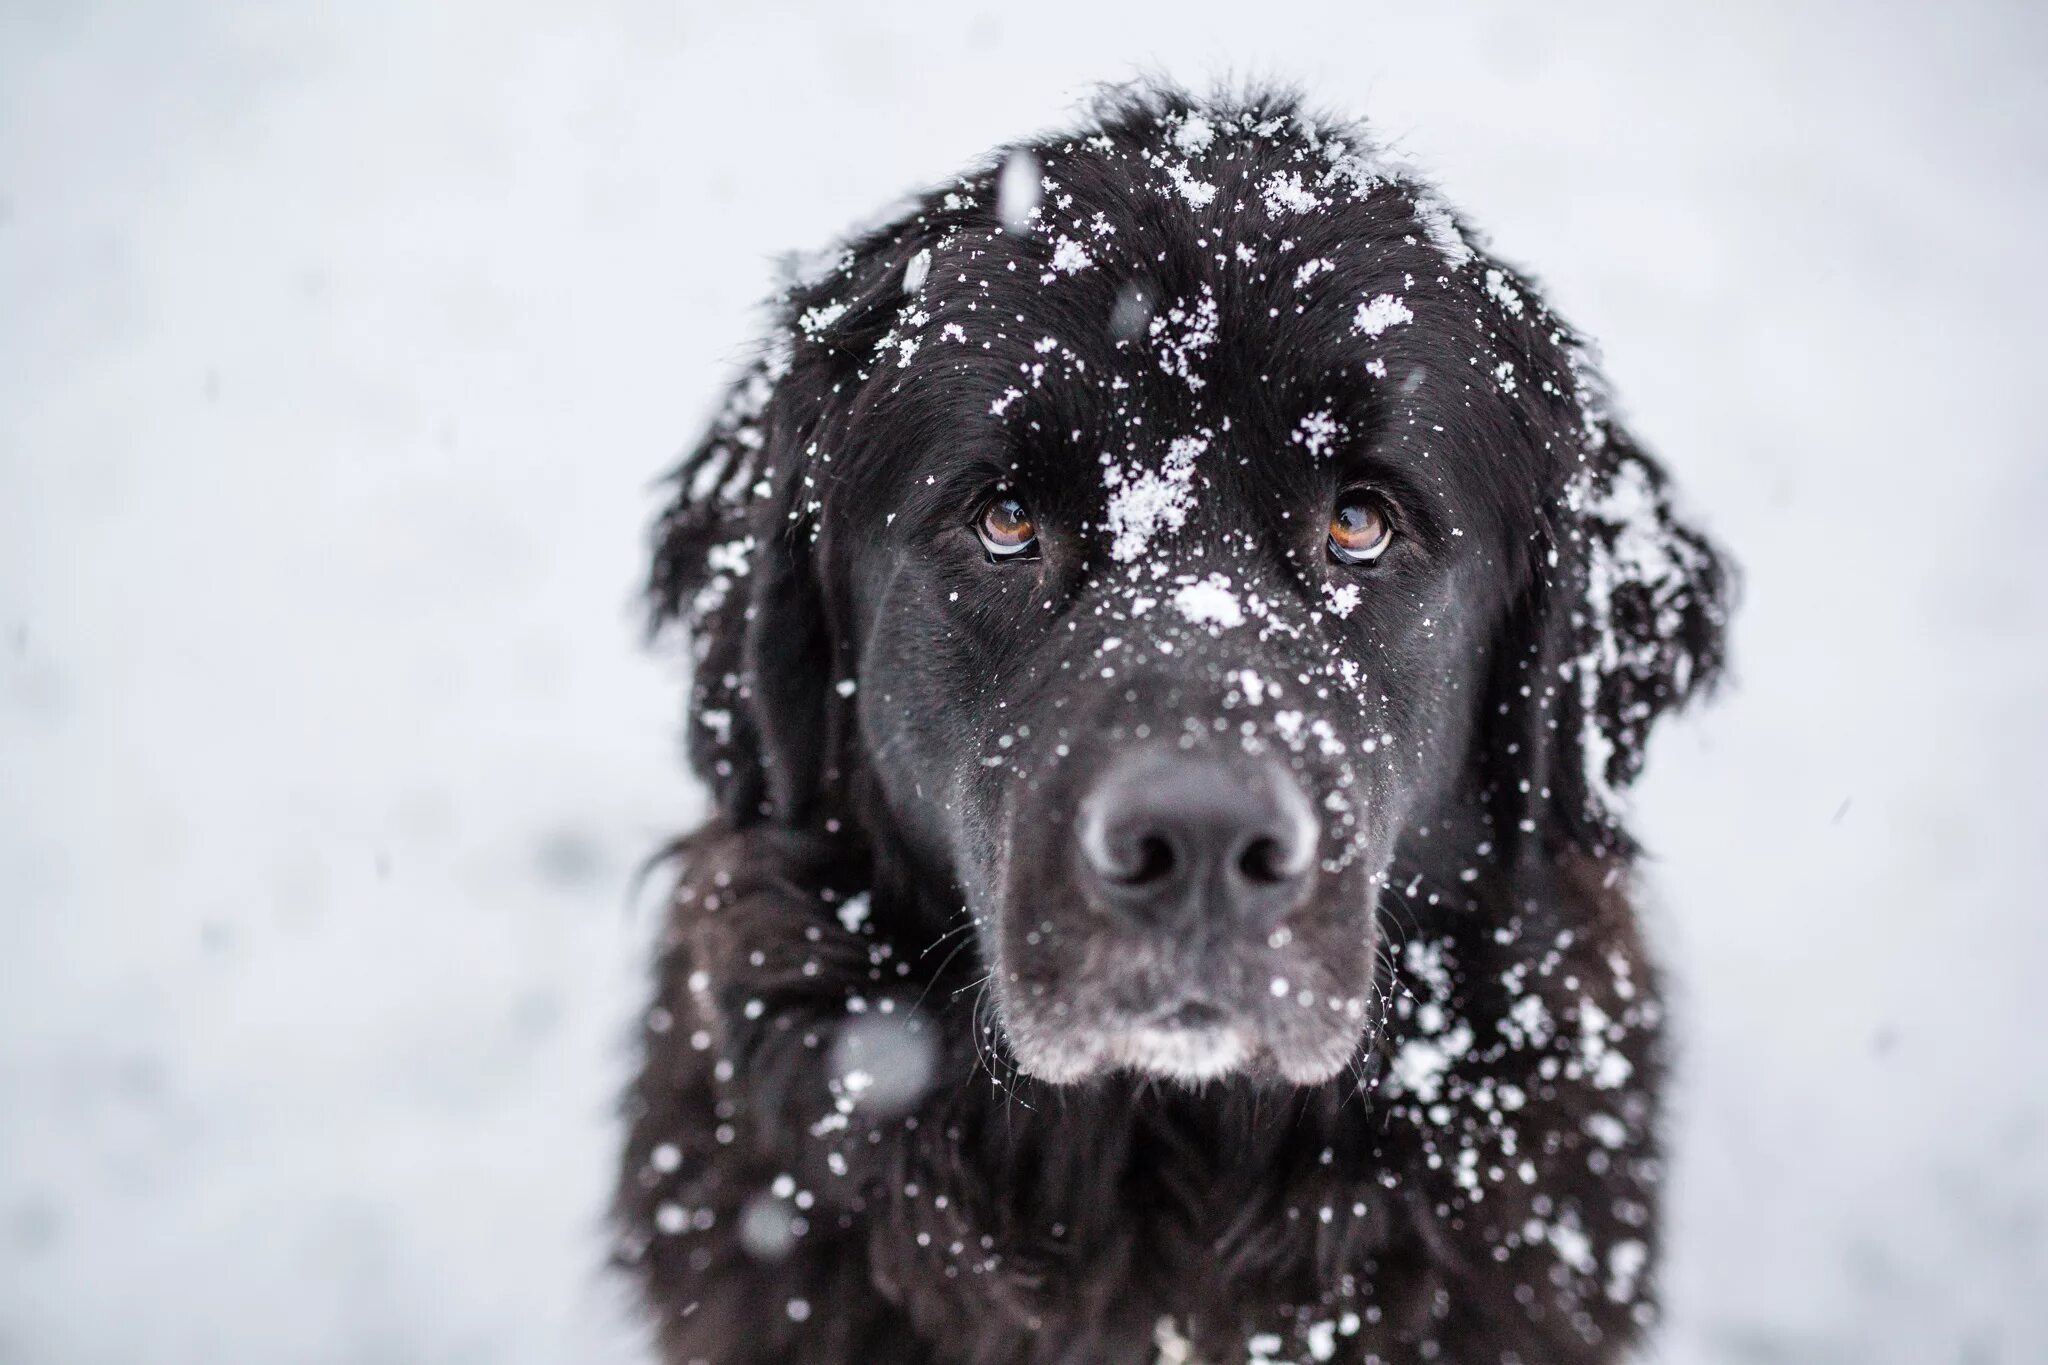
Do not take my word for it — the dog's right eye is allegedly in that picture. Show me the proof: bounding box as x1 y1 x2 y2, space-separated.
976 495 1039 561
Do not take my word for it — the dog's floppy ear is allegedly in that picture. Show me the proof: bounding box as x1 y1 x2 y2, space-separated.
647 221 942 827
646 344 822 825
1491 367 1732 860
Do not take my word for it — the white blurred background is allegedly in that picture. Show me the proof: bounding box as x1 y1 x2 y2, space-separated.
3 2 2044 1361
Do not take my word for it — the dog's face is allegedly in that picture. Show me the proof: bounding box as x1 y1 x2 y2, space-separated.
834 188 1538 1087
652 94 1727 1088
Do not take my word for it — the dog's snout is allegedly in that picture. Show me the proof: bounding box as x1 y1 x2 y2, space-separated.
1077 753 1318 930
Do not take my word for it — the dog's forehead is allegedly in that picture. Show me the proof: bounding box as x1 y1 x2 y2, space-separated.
981 105 1476 285
913 111 1472 377
795 101 1567 592
883 111 1491 489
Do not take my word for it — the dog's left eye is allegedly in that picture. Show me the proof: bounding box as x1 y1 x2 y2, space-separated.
1328 491 1395 564
976 494 1039 560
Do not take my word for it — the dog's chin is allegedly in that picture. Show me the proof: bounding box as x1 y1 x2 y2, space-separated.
1005 1017 1361 1088
1111 1024 1251 1084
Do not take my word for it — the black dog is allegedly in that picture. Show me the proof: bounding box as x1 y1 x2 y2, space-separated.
617 84 1729 1365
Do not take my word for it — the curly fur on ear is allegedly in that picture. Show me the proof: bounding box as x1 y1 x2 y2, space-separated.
646 341 807 824
1560 420 1731 834
1465 269 1731 861
647 219 949 826
1519 391 1732 858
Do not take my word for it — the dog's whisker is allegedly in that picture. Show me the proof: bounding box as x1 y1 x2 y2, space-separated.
915 914 979 963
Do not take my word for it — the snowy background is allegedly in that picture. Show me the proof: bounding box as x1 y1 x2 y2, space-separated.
3 1 2045 1361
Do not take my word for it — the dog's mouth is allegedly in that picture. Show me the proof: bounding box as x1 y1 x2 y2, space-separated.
992 946 1378 1088
1102 998 1253 1084
1007 1008 1369 1088
1103 1019 1252 1085
1152 998 1232 1031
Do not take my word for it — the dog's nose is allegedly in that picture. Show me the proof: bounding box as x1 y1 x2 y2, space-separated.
1076 752 1318 931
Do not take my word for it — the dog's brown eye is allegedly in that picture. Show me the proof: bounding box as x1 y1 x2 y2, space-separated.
976 495 1038 559
1329 492 1394 564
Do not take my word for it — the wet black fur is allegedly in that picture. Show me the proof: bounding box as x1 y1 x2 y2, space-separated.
617 85 1730 1365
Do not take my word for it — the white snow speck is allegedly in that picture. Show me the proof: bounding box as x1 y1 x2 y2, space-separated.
1483 267 1525 316
1293 257 1335 289
1104 431 1205 563
704 536 754 578
1292 407 1341 457
1233 667 1276 705
1548 1218 1597 1276
1390 1022 1473 1104
902 248 932 294
1148 285 1220 390
827 1012 937 1117
1171 573 1245 629
1049 235 1093 275
1411 189 1474 267
1585 1113 1629 1149
797 301 847 338
1353 293 1414 337
1173 113 1215 154
1154 1317 1197 1364
1607 1238 1649 1303
997 149 1041 231
1165 161 1218 208
1260 170 1322 215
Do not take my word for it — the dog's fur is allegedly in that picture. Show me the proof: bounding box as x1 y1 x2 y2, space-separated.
616 86 1729 1365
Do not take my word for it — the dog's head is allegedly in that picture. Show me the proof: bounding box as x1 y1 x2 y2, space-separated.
651 88 1727 1087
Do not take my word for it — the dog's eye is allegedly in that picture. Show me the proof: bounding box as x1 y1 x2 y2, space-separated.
976 495 1039 560
1329 492 1395 564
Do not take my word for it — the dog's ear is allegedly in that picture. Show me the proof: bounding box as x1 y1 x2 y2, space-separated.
646 345 819 825
648 221 942 827
1489 366 1733 860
